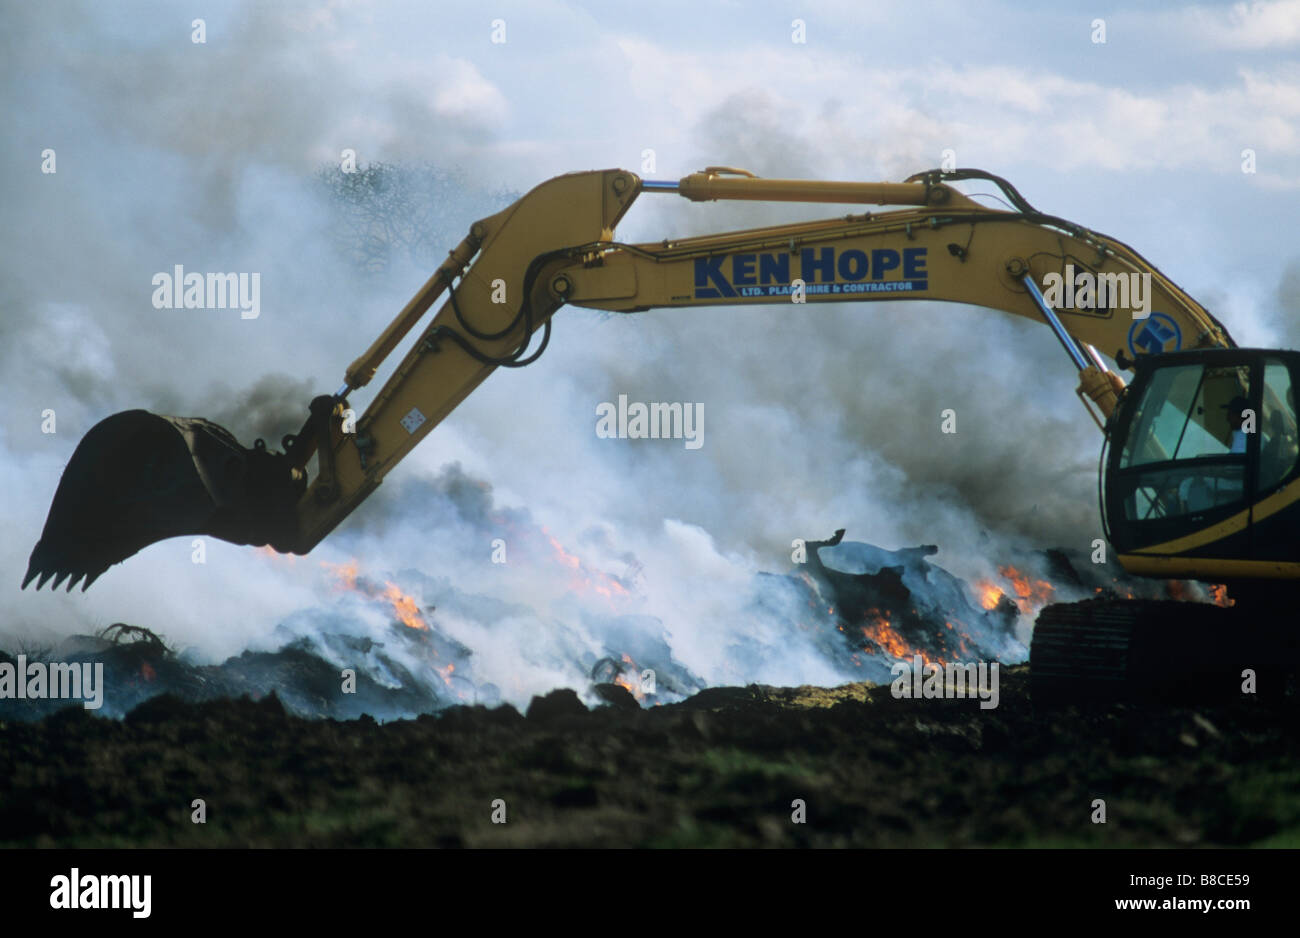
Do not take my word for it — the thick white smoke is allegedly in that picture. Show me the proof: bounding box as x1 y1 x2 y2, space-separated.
3 3 1290 711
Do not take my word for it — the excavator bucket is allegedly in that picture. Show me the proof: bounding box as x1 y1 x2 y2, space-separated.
23 410 306 592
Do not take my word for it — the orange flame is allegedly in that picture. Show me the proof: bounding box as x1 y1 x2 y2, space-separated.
322 559 429 630
380 582 429 631
974 580 1003 610
997 565 1055 614
541 528 630 602
256 545 297 565
1210 584 1233 607
612 652 647 701
859 607 941 667
323 559 359 590
974 566 1055 615
547 535 582 570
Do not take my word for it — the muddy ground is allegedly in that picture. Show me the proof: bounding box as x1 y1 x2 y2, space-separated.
1 665 1297 848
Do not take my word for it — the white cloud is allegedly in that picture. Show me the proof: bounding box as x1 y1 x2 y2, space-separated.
603 38 1300 185
1187 0 1300 49
429 56 510 125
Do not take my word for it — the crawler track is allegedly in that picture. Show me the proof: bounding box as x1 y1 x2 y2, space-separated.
1031 598 1291 704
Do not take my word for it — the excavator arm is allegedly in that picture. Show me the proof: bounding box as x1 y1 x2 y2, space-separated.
24 166 1235 590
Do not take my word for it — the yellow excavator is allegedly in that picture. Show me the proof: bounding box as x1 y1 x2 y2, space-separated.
23 166 1299 699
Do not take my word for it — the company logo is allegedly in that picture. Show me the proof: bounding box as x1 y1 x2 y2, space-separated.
1127 312 1182 357
693 247 928 299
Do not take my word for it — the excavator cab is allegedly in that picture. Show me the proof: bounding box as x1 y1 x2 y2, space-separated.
1103 348 1300 582
1035 347 1300 702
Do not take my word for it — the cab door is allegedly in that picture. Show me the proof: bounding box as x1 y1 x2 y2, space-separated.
1247 356 1300 563
1105 354 1258 560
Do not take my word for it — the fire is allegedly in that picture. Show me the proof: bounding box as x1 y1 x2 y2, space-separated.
972 566 1056 616
860 607 940 667
322 559 429 630
541 527 631 603
1210 584 1233 607
256 545 297 565
612 652 647 701
546 535 582 571
998 565 1055 614
944 621 975 659
974 581 1003 610
323 559 359 591
380 582 428 631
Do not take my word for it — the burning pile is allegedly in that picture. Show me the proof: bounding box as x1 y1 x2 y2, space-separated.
747 531 1024 683
973 565 1056 617
745 529 1229 686
2 521 1234 722
310 535 704 711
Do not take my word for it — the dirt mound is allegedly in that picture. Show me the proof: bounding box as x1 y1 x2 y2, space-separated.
2 664 1296 848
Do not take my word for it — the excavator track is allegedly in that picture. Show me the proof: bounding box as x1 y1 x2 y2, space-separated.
1030 598 1283 705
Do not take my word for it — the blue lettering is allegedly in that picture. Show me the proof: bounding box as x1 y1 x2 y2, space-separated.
871 249 900 278
903 248 926 279
800 247 835 283
759 253 790 285
837 249 868 282
732 253 757 286
694 256 736 298
698 247 930 297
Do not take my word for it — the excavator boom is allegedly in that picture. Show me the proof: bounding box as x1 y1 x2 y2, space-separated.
25 166 1236 592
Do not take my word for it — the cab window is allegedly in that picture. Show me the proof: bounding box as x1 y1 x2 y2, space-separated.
1117 363 1250 520
1260 360 1299 491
